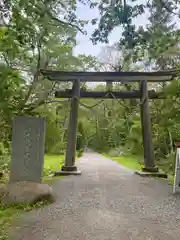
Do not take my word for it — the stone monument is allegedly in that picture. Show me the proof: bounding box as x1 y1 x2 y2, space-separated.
173 142 180 194
9 116 46 183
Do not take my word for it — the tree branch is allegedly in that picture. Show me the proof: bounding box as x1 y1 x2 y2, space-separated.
47 11 85 34
24 82 56 113
23 33 44 107
2 53 11 67
157 0 180 16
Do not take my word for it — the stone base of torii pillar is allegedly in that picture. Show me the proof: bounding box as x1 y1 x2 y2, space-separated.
134 170 167 178
55 166 82 176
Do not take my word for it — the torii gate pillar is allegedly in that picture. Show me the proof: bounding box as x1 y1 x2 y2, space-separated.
55 80 82 176
140 80 158 172
136 81 167 178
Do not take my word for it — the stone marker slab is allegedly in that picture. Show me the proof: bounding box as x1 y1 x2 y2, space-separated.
9 116 46 183
173 148 180 194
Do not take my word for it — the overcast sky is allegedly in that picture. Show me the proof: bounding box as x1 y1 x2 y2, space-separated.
74 1 149 57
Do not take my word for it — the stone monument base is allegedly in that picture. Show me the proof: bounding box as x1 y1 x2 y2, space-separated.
54 165 82 176
0 181 55 206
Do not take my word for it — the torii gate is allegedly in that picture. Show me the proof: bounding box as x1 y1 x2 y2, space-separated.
41 70 178 177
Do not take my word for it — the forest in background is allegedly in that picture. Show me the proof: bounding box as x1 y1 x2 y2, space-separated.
1 0 180 176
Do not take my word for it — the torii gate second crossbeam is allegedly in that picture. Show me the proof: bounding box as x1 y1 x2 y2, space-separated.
40 69 178 177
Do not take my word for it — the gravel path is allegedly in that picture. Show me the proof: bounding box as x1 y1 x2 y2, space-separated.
10 153 180 240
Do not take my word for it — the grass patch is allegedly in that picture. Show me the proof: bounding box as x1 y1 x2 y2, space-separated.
111 156 143 171
168 175 174 184
0 154 64 239
0 152 82 239
104 154 143 171
44 155 64 173
0 200 49 240
43 153 81 183
104 154 175 185
43 154 64 183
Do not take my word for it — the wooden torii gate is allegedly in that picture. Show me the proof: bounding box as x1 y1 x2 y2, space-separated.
41 70 178 177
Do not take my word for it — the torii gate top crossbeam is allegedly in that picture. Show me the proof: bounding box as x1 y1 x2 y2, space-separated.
40 69 179 82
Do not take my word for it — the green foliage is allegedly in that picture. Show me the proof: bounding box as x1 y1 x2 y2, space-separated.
128 120 143 155
45 114 62 154
0 143 6 156
0 1 180 236
0 149 10 185
157 152 176 175
107 147 127 157
0 0 101 159
91 0 180 65
43 155 64 177
0 199 50 240
77 148 84 158
0 65 24 118
0 0 180 206
104 154 143 171
0 155 65 239
91 0 145 46
76 121 86 150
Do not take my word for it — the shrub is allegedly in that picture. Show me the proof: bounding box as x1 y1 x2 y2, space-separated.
108 146 130 157
77 148 84 158
0 142 6 156
0 155 10 169
43 166 54 177
108 148 122 157
48 142 65 155
158 152 176 174
0 155 10 183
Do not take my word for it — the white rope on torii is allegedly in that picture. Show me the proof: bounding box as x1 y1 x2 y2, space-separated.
77 92 111 110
